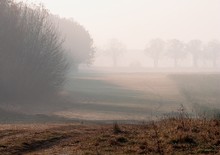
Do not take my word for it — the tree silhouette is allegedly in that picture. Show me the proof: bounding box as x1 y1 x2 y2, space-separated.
166 39 186 67
186 40 202 68
205 40 220 67
105 39 126 67
52 16 95 70
145 38 165 68
0 1 68 104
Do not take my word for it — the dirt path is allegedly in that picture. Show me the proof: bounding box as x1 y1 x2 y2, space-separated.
0 124 85 155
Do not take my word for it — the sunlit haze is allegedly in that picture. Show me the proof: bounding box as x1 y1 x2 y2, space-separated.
1 1 220 152
17 0 220 49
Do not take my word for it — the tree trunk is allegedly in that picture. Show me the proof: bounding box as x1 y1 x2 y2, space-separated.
213 58 217 68
113 56 117 67
154 59 158 68
193 56 198 68
174 58 178 68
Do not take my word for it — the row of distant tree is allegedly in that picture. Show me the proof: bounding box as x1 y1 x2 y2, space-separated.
0 0 94 105
101 39 220 68
145 39 220 68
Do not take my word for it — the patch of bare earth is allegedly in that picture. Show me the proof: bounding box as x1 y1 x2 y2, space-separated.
1 118 220 155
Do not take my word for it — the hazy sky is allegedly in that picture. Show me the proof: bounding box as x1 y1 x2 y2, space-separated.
19 0 220 49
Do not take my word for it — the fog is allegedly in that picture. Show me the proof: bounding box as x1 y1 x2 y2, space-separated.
1 0 220 124
16 0 219 68
22 0 220 46
1 1 220 153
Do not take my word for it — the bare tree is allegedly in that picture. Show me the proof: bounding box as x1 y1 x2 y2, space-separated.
145 38 165 68
105 39 126 67
186 40 202 68
166 39 186 67
205 40 220 67
0 1 68 104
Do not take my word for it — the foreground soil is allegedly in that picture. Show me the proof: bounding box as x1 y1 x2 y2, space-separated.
0 118 220 155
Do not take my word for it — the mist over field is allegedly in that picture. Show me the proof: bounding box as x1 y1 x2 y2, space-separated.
1 0 220 154
0 0 220 123
14 0 220 69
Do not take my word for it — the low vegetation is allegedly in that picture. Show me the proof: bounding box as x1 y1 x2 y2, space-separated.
1 113 220 155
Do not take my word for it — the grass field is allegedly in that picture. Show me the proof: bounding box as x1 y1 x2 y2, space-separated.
49 72 220 121
1 72 219 122
1 72 220 154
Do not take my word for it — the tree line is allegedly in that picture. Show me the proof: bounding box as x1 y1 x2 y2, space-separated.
0 0 94 105
100 38 219 68
145 39 220 68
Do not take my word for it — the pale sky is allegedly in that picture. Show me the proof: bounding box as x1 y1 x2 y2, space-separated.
19 0 220 49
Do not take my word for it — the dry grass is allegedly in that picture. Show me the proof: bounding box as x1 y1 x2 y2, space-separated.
1 117 220 155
